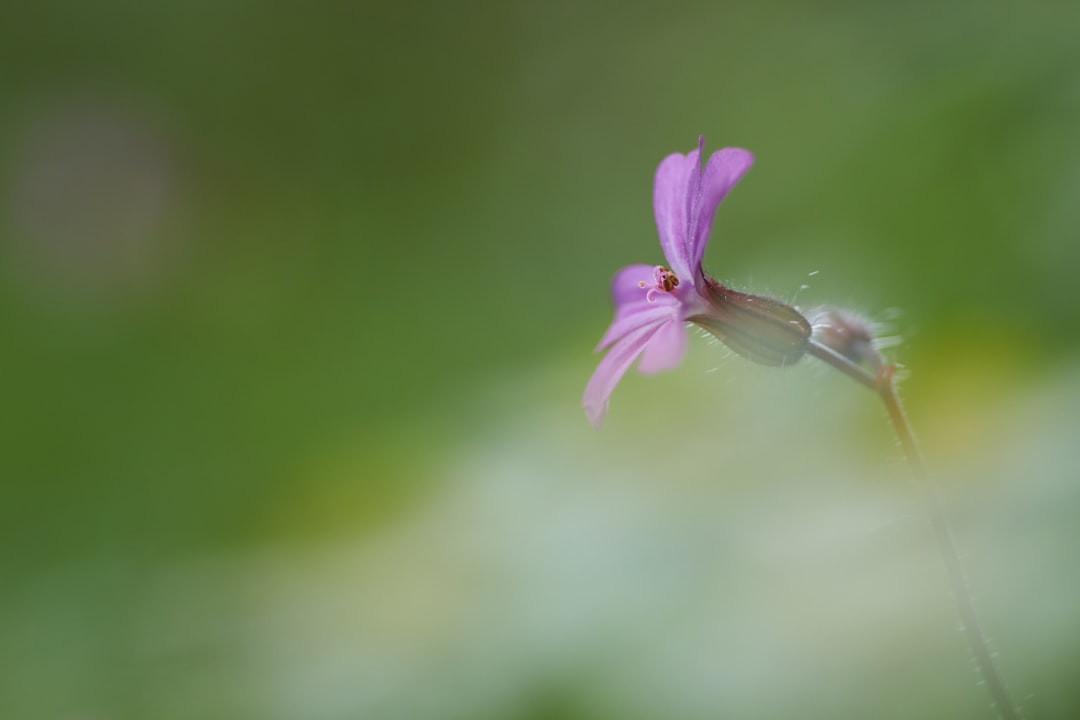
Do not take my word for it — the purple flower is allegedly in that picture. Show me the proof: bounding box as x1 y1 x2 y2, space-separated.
583 137 755 428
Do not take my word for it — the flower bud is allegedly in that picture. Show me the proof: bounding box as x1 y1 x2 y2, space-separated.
809 307 882 370
690 277 811 366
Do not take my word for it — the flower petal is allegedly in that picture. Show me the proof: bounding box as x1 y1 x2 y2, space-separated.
652 151 697 280
596 264 679 351
596 305 676 353
637 318 687 375
688 147 754 273
611 263 658 308
583 319 667 428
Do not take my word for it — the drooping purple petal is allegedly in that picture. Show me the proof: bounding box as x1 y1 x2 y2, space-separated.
688 147 754 273
584 319 667 428
596 264 679 351
637 318 687 375
652 152 696 280
597 303 676 352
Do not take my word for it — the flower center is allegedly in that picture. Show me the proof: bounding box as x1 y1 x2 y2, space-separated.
639 265 680 302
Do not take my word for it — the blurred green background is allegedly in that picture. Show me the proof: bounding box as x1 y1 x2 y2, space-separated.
2 1 1079 718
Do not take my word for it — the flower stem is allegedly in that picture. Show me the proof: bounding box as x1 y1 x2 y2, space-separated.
807 338 1021 720
806 338 878 390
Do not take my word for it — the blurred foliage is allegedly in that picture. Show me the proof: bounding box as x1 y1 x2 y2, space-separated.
1 1 1079 718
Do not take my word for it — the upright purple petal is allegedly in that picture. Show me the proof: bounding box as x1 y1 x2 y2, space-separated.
584 319 667 428
637 318 687 375
688 147 754 273
652 153 695 280
682 137 705 262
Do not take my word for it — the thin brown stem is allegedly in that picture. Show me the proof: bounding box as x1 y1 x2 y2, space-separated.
876 368 1020 720
808 338 1021 719
806 338 878 391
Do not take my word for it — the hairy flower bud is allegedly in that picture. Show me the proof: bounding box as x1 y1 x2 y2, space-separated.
810 307 882 370
690 277 811 366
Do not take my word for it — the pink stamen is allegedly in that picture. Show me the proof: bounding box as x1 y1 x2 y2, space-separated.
639 266 680 303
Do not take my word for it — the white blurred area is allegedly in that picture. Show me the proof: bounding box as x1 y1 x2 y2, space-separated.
8 344 1077 719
